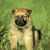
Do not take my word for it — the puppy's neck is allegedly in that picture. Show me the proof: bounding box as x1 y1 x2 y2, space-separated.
18 24 32 31
11 23 32 32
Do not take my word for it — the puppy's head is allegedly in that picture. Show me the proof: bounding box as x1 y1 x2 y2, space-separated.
12 8 32 28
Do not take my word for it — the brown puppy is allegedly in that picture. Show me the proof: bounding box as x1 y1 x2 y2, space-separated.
8 8 40 50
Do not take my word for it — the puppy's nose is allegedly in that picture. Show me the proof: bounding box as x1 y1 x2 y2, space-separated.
15 17 26 26
17 18 24 26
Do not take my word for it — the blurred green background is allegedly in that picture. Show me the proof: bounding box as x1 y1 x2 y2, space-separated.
0 0 50 50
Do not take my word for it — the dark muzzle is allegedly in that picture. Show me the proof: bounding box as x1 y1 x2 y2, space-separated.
15 17 26 26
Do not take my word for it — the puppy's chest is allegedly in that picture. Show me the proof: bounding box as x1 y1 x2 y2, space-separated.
11 28 33 39
9 27 33 49
10 28 33 42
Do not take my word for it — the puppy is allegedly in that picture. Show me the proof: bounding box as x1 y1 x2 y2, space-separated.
8 8 41 50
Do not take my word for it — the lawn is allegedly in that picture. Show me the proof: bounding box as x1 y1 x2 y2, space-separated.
0 0 50 50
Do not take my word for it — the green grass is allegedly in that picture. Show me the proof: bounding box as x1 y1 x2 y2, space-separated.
0 0 50 50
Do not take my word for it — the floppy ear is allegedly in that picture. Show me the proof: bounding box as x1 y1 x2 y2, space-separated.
12 9 15 14
27 9 32 15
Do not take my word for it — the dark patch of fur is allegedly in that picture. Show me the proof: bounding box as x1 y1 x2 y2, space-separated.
32 26 42 46
17 28 24 32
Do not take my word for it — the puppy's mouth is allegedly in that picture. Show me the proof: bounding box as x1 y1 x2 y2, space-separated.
15 18 27 27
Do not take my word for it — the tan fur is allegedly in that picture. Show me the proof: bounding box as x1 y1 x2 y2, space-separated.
8 8 39 50
8 25 33 50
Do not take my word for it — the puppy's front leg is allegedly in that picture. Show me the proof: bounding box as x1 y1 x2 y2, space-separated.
24 36 33 50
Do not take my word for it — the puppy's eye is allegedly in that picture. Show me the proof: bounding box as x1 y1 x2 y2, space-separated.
26 15 29 17
15 15 19 18
21 15 24 18
21 15 26 18
21 15 27 20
